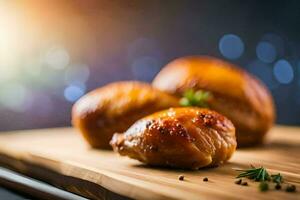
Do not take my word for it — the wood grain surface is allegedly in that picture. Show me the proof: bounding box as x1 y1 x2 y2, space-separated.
0 126 299 200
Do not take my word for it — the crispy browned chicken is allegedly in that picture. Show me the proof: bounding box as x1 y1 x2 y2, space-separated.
152 56 275 147
110 107 236 169
72 81 180 149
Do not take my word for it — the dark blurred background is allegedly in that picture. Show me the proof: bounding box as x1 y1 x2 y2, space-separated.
0 0 300 131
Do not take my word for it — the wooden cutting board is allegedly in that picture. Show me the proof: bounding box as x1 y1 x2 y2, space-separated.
0 126 299 200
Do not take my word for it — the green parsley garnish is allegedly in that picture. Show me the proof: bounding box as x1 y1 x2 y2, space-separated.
179 89 211 107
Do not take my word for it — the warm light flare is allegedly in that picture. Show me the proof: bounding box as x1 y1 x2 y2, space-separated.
0 5 23 81
0 1 88 111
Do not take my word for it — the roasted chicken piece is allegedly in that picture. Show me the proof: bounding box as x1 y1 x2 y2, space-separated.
72 81 180 149
110 107 236 169
152 56 275 147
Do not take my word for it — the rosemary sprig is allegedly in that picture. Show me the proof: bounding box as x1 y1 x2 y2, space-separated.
236 166 270 182
179 89 211 108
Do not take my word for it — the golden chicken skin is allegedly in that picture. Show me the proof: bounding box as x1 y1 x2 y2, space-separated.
152 56 275 147
72 81 180 149
110 107 236 169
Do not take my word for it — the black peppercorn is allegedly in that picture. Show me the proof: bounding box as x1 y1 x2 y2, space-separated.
275 184 281 190
235 179 242 185
241 182 248 186
178 175 184 181
286 184 296 192
203 177 208 182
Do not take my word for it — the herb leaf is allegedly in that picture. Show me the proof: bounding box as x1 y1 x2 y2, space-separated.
179 89 211 108
271 173 283 184
236 166 270 182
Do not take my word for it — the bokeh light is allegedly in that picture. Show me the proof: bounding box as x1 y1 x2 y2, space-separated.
64 64 90 85
44 46 70 70
0 83 30 112
247 59 278 90
261 33 285 57
131 56 161 82
64 85 85 102
219 34 244 60
273 59 294 84
256 41 277 63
